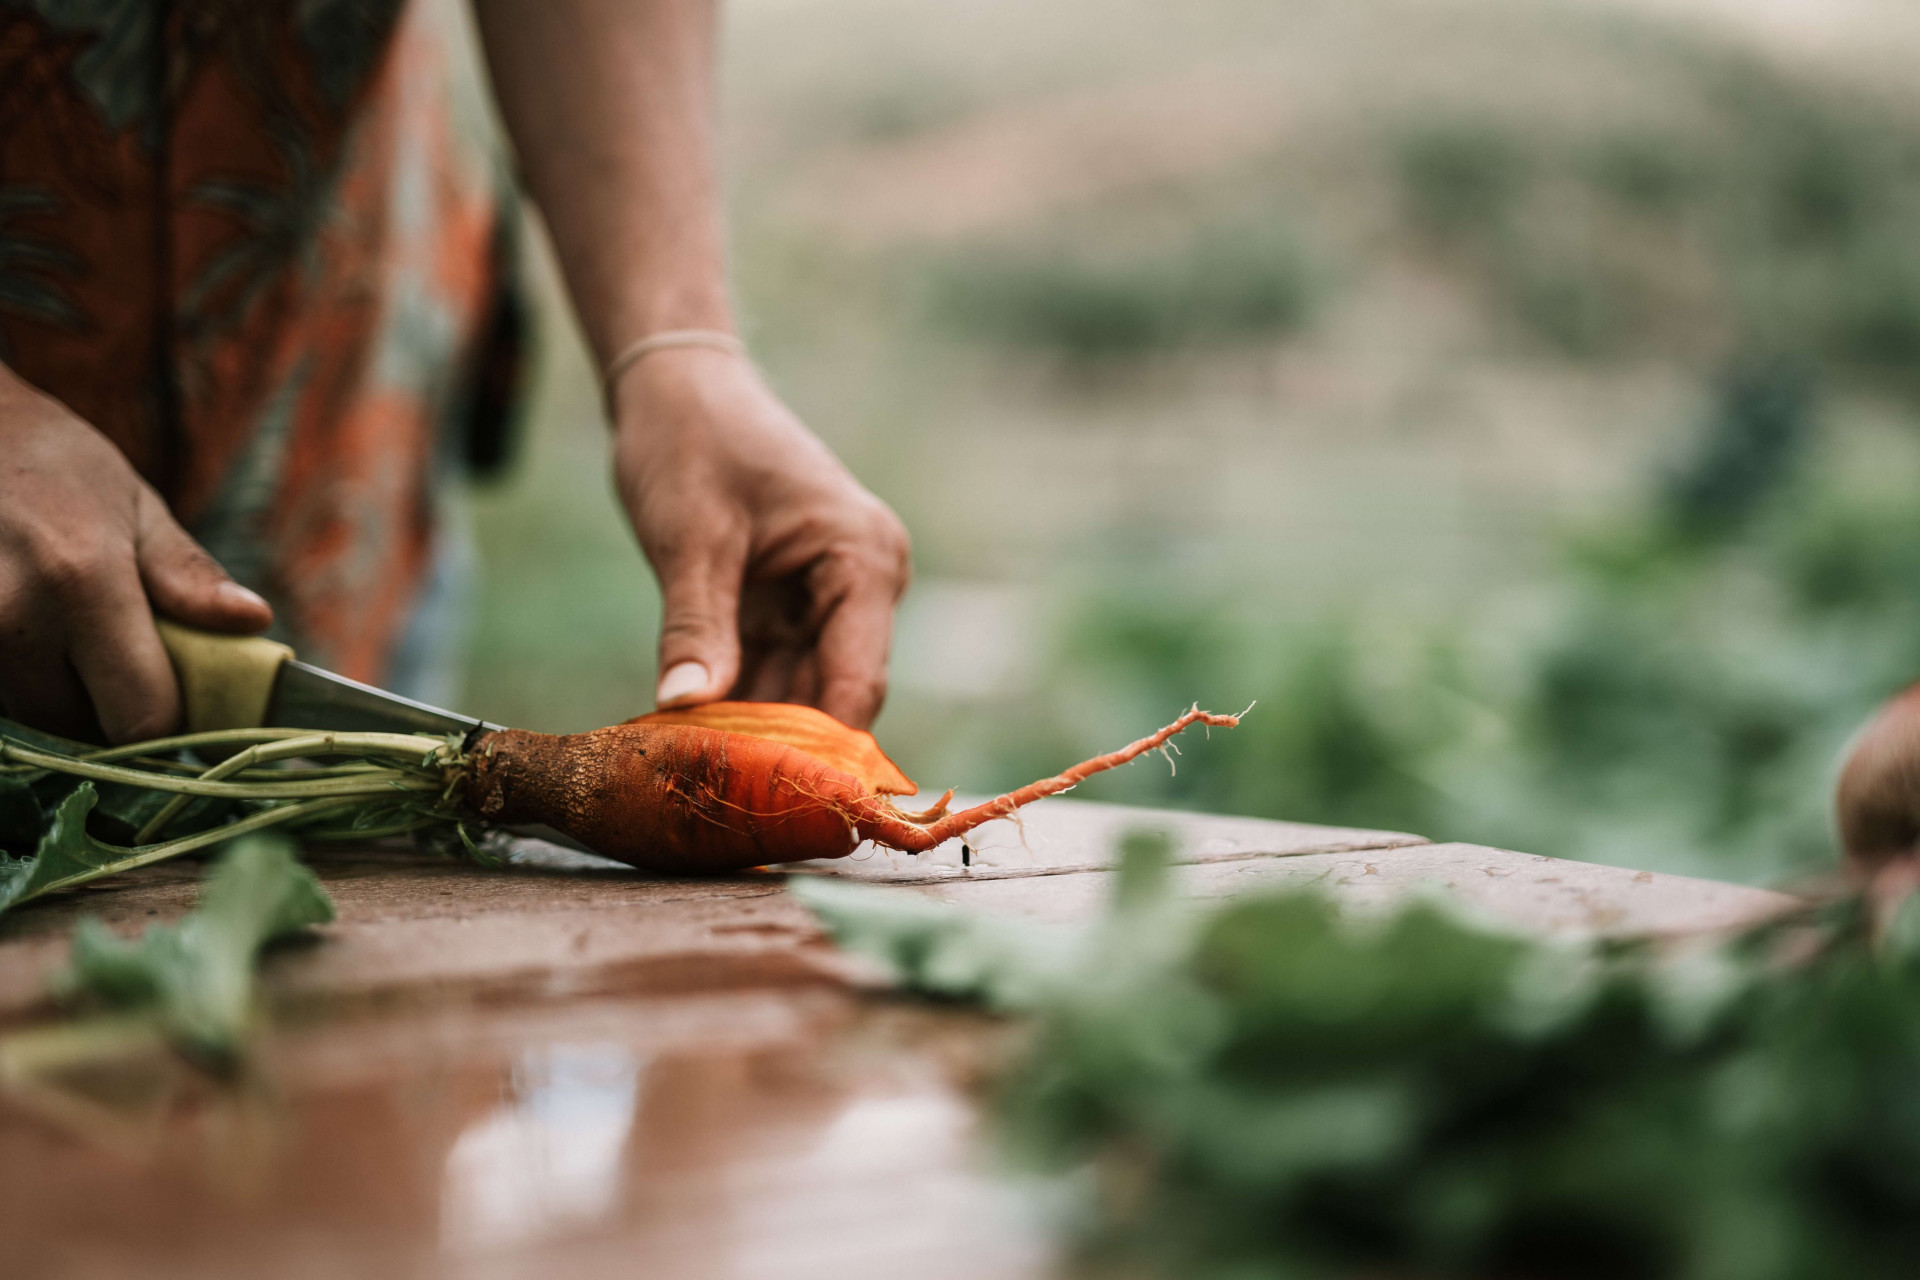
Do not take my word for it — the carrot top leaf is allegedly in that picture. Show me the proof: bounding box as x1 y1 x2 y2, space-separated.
52 834 335 1066
0 785 119 915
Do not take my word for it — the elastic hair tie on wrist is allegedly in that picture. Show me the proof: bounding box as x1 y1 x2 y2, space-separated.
603 329 748 410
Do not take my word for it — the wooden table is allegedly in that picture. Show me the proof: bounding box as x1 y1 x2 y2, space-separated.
0 800 1791 1280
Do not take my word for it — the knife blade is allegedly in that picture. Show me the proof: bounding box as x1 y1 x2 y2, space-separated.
266 659 505 740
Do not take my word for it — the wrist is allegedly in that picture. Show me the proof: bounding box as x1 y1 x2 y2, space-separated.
605 331 751 423
590 273 736 362
0 365 93 447
0 360 46 417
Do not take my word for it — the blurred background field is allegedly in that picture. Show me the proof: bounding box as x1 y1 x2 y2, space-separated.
456 0 1920 886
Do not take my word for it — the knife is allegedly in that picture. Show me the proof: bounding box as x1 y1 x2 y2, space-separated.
149 621 616 854
156 619 504 741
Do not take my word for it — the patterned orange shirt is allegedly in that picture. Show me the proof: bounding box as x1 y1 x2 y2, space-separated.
0 0 502 682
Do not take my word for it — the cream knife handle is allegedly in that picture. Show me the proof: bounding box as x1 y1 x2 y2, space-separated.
155 619 295 733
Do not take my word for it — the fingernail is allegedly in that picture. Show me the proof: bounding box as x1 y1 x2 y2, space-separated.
218 582 268 612
656 661 711 706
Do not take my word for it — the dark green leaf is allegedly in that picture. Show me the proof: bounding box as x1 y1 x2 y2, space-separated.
0 784 124 914
0 716 96 756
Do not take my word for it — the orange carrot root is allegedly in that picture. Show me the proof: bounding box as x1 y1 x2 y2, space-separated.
854 705 1245 854
461 704 1247 874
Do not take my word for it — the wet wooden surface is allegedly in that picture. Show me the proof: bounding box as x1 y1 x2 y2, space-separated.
0 798 1794 1279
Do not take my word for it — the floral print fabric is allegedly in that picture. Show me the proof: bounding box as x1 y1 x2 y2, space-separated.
0 0 500 681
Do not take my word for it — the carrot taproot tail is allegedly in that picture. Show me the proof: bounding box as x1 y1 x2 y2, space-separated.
851 705 1245 854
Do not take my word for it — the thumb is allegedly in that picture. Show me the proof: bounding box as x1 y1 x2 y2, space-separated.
133 489 274 634
655 550 743 708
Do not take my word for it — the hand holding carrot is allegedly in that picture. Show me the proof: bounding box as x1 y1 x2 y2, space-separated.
610 348 911 730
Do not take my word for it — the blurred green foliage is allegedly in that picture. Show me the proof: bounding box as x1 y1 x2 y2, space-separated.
1400 121 1534 236
801 843 1920 1280
1396 66 1920 373
929 219 1312 360
985 370 1920 883
929 65 1920 884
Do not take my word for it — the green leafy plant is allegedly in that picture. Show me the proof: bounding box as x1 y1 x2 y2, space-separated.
931 222 1313 360
0 719 409 1075
0 834 336 1116
54 834 335 1065
800 838 1920 1280
0 719 469 917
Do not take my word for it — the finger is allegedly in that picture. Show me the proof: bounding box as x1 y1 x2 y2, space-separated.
812 580 896 729
737 645 802 704
729 638 773 702
787 650 822 708
65 561 185 743
731 575 812 704
133 489 272 633
0 643 98 741
0 559 124 742
655 548 744 709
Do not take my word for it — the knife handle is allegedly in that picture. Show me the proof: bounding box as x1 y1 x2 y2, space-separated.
156 620 295 734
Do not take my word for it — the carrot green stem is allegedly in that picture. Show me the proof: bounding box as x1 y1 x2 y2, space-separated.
0 737 451 802
126 734 452 843
0 721 479 905
25 796 371 899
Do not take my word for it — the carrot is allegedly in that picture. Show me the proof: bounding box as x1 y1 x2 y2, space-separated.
0 703 1245 891
460 703 1244 873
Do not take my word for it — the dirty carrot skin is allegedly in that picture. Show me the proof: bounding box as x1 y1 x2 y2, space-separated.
460 705 1242 874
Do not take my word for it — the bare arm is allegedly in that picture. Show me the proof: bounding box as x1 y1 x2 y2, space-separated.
473 0 909 728
474 0 729 349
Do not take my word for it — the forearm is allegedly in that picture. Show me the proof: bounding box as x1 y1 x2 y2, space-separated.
475 0 909 728
474 0 733 362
